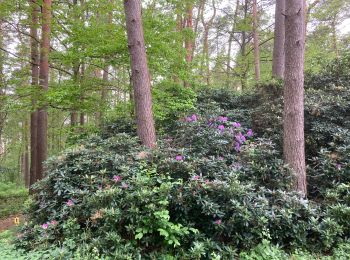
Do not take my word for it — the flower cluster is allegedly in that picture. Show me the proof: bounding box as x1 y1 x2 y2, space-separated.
184 113 254 153
66 199 74 207
41 220 58 230
185 114 198 122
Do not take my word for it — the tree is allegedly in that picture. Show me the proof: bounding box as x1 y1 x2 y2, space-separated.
29 0 39 189
36 0 52 181
283 0 307 196
272 0 285 79
252 0 260 81
123 0 156 148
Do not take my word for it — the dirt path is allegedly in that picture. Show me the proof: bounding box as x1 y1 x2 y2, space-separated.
0 215 23 232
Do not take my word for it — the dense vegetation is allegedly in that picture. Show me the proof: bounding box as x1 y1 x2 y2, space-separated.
2 55 347 258
1 0 350 259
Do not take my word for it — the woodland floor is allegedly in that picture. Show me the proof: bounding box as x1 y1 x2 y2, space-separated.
0 215 23 232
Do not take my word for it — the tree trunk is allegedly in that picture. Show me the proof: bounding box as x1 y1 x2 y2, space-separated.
226 0 240 87
272 0 285 79
201 0 216 86
283 0 306 196
124 0 156 148
29 0 40 190
185 5 193 63
240 0 249 90
36 0 52 181
70 111 78 126
23 119 30 188
252 0 260 81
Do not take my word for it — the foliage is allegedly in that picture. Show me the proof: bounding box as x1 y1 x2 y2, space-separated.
13 108 350 257
153 81 197 130
0 183 28 218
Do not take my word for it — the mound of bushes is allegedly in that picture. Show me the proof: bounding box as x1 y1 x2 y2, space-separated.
15 111 350 258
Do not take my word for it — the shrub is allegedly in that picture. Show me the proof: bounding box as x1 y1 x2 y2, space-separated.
0 183 28 218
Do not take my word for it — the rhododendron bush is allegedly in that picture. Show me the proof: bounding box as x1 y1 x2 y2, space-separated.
15 109 350 258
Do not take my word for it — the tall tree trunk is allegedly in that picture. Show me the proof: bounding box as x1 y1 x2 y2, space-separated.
23 119 30 188
185 5 193 63
272 0 285 79
124 0 156 148
331 18 339 58
36 0 52 181
283 0 306 196
29 0 40 190
252 0 260 81
240 0 249 90
226 0 240 87
201 0 216 86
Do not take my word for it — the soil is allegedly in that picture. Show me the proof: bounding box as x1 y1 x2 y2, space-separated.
0 215 23 232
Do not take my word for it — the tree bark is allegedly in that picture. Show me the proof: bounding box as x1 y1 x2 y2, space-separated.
185 4 193 63
272 0 285 79
283 0 307 196
124 0 156 148
36 0 52 181
23 120 30 188
29 0 40 190
252 0 260 81
201 0 216 86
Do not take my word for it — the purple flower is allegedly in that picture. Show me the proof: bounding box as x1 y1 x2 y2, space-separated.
175 155 183 161
247 129 253 137
113 175 122 183
191 114 198 122
42 223 49 229
185 114 198 122
336 164 342 171
218 156 224 160
121 182 129 189
234 142 241 152
235 132 246 144
232 122 241 128
218 125 225 131
66 199 74 207
218 116 228 122
214 219 222 225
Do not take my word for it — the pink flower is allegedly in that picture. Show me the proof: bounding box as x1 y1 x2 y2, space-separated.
66 199 74 207
121 182 129 189
214 219 222 225
50 220 58 226
247 129 253 137
218 125 225 131
218 116 228 122
232 122 241 128
192 175 200 181
205 179 210 184
191 114 198 122
113 175 122 183
42 223 49 229
175 155 183 161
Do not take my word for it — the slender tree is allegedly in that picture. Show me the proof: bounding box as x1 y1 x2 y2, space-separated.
272 0 285 79
201 0 216 86
252 0 260 81
185 4 193 63
29 0 40 188
36 0 52 181
283 0 307 196
124 0 156 148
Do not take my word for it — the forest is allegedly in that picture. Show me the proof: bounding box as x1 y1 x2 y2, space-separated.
0 0 350 259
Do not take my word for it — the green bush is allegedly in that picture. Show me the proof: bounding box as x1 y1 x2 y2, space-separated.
15 112 350 258
0 183 28 218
